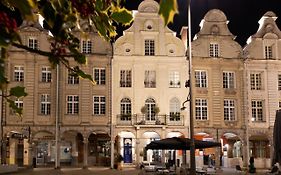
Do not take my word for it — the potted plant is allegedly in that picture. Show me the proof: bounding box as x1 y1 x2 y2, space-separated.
141 106 148 114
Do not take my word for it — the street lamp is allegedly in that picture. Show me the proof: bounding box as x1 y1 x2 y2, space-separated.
187 0 196 174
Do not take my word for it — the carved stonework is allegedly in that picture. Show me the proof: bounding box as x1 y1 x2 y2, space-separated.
196 88 208 94
195 120 210 127
224 89 237 95
224 121 238 127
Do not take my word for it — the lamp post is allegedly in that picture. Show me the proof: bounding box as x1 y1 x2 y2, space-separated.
187 0 196 174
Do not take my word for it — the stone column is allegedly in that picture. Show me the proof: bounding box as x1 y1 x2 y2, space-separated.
83 138 88 169
215 129 221 170
242 139 249 168
135 138 140 165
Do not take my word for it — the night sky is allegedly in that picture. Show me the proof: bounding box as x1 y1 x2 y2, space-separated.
122 0 281 46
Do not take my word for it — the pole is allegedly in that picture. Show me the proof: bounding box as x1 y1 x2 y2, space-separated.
187 0 196 174
55 64 60 169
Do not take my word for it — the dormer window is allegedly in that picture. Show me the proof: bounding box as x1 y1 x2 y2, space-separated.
209 43 219 57
145 39 155 56
265 46 273 59
82 40 92 54
28 37 38 50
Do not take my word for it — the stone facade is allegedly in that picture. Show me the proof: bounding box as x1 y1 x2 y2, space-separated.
1 0 281 170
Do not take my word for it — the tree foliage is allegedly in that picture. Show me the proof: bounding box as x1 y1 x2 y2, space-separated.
0 0 177 116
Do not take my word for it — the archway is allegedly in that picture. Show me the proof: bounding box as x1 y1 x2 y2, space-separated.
116 131 136 164
166 132 185 167
142 131 160 163
194 132 216 168
33 131 54 166
220 132 242 168
61 130 83 166
249 134 270 169
88 132 110 166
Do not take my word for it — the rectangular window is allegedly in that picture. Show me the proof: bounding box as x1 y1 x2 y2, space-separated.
67 95 79 114
209 43 219 57
68 69 79 84
251 100 264 122
82 40 92 54
279 100 281 109
144 70 156 88
93 96 106 115
120 70 132 87
41 66 52 82
14 66 24 82
15 98 23 109
195 70 207 88
250 73 262 90
195 98 208 120
40 94 51 115
28 38 38 50
223 71 235 89
278 74 281 91
265 46 273 59
169 71 180 88
144 39 155 56
224 99 235 121
94 68 106 85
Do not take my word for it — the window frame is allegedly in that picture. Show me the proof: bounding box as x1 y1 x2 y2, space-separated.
144 70 156 88
40 94 51 115
265 45 273 59
251 100 264 122
223 99 235 121
223 71 235 89
195 70 207 88
250 73 262 90
68 69 79 84
81 39 92 54
144 39 155 56
28 37 38 50
195 98 208 120
120 70 132 87
41 66 52 83
14 65 24 82
93 96 106 115
67 95 79 114
169 71 180 88
94 68 106 85
209 43 219 57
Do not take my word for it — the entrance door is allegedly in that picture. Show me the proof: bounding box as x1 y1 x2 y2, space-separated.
17 139 24 167
123 138 132 163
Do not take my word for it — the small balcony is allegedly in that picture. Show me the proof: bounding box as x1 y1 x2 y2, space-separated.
144 81 156 88
116 114 184 126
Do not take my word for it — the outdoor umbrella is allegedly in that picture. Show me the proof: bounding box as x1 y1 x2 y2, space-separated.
145 137 221 150
273 110 281 166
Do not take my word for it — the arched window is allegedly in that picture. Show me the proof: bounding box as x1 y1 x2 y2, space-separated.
169 98 180 121
145 98 156 121
120 98 131 120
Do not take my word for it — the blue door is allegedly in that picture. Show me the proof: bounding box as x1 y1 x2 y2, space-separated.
123 138 132 163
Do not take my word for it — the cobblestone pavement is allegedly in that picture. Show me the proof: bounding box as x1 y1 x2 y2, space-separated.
14 167 141 175
12 167 270 175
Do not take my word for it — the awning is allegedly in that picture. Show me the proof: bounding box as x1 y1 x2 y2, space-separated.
145 137 221 150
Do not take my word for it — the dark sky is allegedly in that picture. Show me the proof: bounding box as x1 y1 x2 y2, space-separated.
122 0 281 46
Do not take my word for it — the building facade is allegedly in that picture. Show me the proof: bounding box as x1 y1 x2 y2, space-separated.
1 0 281 170
112 0 188 167
186 9 246 168
3 19 112 167
243 11 281 169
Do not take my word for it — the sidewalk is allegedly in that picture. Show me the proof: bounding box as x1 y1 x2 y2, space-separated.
12 166 270 175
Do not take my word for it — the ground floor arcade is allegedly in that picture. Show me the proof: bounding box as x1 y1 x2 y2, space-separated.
1 126 273 169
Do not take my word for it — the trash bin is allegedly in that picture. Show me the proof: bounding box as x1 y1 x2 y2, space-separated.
33 158 36 168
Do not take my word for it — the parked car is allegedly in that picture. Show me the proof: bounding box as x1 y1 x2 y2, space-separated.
141 162 166 172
